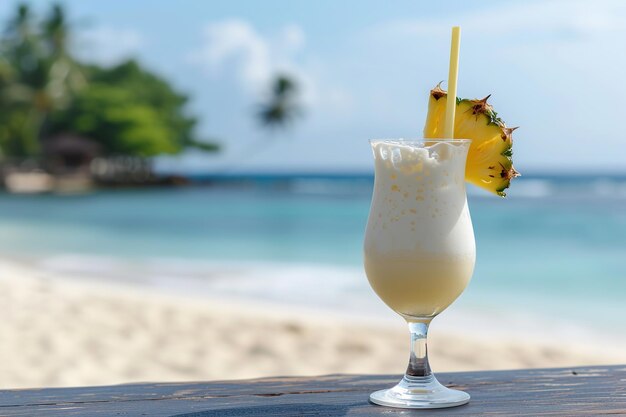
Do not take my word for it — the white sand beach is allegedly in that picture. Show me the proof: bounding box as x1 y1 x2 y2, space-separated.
0 258 624 390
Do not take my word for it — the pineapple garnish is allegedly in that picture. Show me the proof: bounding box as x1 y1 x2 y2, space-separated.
424 84 519 197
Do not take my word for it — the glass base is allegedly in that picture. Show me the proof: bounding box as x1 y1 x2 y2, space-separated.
369 374 469 409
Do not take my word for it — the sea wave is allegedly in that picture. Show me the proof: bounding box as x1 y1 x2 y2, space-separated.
289 178 373 197
489 179 552 198
590 179 626 198
207 174 626 200
469 176 626 200
7 253 625 347
34 254 372 309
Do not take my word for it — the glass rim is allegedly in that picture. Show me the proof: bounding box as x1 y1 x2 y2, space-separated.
369 138 471 144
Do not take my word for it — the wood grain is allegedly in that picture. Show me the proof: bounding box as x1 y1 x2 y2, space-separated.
0 365 624 416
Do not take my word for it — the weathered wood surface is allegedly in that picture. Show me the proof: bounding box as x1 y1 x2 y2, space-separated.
0 365 625 416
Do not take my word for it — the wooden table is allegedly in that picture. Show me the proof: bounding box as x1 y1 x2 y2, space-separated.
1 366 624 416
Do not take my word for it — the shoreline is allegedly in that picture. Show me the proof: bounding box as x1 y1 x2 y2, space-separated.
6 253 625 343
1 256 625 389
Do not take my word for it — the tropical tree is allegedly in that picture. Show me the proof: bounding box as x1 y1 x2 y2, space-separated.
257 74 301 129
0 3 84 157
50 60 218 156
0 2 217 160
0 4 42 156
206 73 302 172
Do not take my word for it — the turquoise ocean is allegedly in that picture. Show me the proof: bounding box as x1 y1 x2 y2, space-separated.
1 174 625 341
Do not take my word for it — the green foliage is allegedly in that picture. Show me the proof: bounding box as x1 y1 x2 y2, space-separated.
0 3 217 159
51 60 210 156
51 84 177 156
0 107 38 157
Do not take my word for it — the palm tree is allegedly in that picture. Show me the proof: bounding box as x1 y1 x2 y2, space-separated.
257 74 301 129
213 74 301 172
41 3 85 96
0 3 85 157
1 4 42 156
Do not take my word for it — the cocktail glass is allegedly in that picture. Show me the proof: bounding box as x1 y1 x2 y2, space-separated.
364 138 475 408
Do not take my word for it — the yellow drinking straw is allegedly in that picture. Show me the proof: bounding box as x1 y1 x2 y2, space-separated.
444 26 461 139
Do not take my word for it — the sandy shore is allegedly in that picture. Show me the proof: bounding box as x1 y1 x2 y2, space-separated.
0 259 624 389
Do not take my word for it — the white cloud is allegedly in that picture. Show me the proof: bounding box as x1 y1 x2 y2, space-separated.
73 26 144 66
187 19 352 116
281 24 306 52
189 19 272 91
188 19 302 93
373 0 626 39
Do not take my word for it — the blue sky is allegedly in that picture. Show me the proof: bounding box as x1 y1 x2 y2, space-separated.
2 0 626 173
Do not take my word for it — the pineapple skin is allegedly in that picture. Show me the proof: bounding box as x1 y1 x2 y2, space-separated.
423 85 519 197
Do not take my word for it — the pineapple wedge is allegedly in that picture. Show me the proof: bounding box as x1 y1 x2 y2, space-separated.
424 84 519 197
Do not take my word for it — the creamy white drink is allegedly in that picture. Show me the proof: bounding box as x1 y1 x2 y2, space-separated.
364 139 475 320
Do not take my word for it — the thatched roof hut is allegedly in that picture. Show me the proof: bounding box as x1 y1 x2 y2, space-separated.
42 134 102 172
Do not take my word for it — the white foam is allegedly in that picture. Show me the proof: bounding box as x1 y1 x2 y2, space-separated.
366 140 473 258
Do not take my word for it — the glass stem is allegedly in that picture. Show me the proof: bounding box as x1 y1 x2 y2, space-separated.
405 322 432 378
